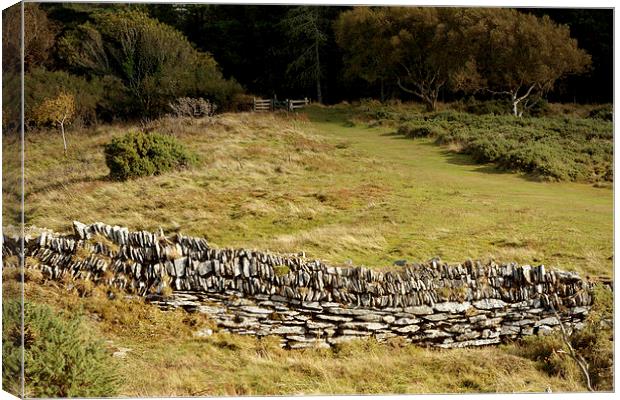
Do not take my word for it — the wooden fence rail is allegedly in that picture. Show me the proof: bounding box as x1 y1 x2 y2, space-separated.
253 97 310 113
287 98 310 111
253 98 273 112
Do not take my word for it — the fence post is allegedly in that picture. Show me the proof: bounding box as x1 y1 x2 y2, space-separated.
253 97 256 112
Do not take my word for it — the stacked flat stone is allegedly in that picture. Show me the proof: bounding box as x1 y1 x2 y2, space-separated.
1 221 594 349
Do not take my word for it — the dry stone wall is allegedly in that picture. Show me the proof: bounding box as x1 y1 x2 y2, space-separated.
2 221 594 349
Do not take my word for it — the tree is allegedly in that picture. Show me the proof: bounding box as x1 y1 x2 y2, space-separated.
282 6 329 103
336 7 481 111
57 9 237 116
33 93 76 155
471 9 591 116
2 3 58 73
334 7 394 101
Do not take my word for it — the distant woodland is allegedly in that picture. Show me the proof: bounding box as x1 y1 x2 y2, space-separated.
1 4 613 129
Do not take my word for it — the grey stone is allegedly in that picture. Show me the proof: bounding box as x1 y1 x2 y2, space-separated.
571 307 589 315
422 313 449 321
437 337 500 348
327 336 358 344
521 327 534 335
445 324 470 334
375 332 398 341
394 325 420 334
240 306 273 315
306 320 335 329
376 314 393 323
456 331 480 341
512 319 535 326
271 325 305 335
473 299 507 310
536 325 554 335
316 314 353 322
421 329 452 339
112 346 132 358
500 325 520 335
354 313 385 323
341 322 387 331
535 317 560 327
340 329 372 336
73 221 90 240
194 328 213 338
404 305 434 315
393 317 420 325
434 302 471 314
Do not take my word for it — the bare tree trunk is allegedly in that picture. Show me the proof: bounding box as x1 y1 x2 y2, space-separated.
511 84 537 117
60 118 67 156
512 95 519 117
315 35 322 104
430 97 437 112
380 77 385 103
550 305 594 391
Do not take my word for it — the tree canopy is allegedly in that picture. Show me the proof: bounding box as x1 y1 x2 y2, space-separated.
58 9 240 116
469 8 591 115
2 3 609 132
335 7 591 113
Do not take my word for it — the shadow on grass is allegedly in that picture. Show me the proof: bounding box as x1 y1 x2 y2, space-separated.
395 138 543 182
435 146 544 182
379 131 405 138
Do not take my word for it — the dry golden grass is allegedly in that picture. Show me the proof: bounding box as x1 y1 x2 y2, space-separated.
3 270 586 396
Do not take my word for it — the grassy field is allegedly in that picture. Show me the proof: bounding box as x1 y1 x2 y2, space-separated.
2 270 590 395
2 104 613 395
3 106 613 277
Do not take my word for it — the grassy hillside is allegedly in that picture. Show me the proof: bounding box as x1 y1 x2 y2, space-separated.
3 107 612 278
2 105 613 395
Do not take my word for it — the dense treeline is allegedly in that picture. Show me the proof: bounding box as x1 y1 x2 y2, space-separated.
1 4 612 131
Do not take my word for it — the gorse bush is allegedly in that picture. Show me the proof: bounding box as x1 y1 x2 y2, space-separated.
104 131 197 181
397 122 446 138
587 105 613 121
389 110 612 183
2 300 119 397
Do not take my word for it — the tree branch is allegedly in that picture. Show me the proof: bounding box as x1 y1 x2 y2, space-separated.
548 299 594 392
396 77 423 98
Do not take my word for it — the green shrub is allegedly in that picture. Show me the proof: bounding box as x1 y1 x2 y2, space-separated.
587 105 613 121
2 300 120 397
526 98 552 117
59 10 242 117
104 131 197 181
397 122 446 138
464 98 511 116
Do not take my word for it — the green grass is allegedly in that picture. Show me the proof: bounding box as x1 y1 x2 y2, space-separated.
1 104 613 395
3 106 612 278
354 101 613 183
